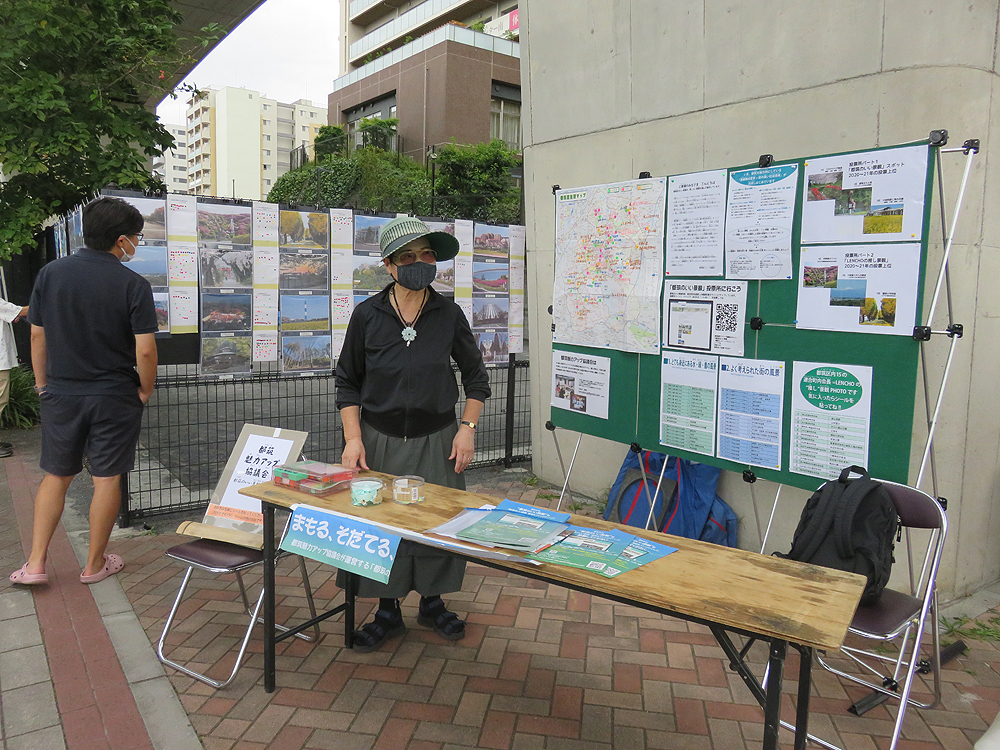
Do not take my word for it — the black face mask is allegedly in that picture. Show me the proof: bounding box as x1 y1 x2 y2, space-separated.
395 261 436 291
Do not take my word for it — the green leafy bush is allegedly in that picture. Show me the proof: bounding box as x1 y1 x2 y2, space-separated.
0 365 40 429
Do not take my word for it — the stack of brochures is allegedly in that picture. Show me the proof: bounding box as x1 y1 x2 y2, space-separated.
452 500 571 553
427 499 679 577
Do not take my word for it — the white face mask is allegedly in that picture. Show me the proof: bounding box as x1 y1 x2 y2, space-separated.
121 236 137 262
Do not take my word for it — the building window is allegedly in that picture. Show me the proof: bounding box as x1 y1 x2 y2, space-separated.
389 105 397 118
264 179 271 186
264 134 271 141
301 125 308 132
263 104 269 110
490 98 521 151
263 164 271 171
263 119 270 126
173 166 185 172
264 149 271 156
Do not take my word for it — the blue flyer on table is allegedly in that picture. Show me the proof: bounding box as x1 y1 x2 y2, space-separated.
527 526 633 572
600 536 677 578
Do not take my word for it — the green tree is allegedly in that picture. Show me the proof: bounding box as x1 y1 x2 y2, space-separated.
313 125 346 159
358 117 398 151
0 1 223 258
433 139 521 223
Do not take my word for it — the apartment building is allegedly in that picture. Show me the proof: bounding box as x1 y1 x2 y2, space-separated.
152 123 189 193
331 1 521 163
185 87 327 200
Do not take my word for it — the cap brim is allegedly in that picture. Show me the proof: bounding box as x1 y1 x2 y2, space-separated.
382 230 460 262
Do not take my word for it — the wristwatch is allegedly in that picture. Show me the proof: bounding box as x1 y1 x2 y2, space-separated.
461 420 477 430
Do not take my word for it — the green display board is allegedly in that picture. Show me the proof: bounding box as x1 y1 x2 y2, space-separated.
551 141 936 492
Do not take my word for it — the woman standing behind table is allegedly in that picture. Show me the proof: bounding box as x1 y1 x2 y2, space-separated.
335 216 490 652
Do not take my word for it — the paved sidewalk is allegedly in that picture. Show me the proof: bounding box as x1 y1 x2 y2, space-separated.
2 424 1000 749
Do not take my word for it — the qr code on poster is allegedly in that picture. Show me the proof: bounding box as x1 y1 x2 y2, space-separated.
715 304 739 332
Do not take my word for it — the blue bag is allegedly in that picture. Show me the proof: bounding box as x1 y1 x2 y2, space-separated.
604 449 738 547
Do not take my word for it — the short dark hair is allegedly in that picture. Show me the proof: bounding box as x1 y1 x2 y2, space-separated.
82 197 144 252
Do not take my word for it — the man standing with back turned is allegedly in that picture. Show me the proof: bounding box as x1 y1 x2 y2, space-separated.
10 197 158 585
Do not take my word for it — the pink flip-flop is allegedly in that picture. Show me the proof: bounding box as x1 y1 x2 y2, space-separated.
80 554 124 584
9 564 48 585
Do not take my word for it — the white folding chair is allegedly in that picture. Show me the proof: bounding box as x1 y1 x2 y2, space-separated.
816 479 947 750
157 535 319 689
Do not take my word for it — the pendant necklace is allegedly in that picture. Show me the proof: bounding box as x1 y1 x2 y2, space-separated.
392 284 428 346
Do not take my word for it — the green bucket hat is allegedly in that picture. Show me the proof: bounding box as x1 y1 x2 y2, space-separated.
378 216 460 262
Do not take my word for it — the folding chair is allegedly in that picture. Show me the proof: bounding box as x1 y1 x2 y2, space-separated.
157 535 320 689
816 479 947 750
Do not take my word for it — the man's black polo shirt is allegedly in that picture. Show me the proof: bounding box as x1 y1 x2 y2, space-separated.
28 248 158 395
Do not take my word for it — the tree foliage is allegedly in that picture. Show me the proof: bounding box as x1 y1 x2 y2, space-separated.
358 117 398 151
0 0 223 258
433 139 521 223
314 124 346 159
267 137 521 224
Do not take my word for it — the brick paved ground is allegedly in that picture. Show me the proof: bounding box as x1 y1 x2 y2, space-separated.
109 468 1000 750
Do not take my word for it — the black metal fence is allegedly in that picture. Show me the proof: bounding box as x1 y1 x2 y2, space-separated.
121 358 531 525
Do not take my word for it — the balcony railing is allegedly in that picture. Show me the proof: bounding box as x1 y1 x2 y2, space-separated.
335 24 518 93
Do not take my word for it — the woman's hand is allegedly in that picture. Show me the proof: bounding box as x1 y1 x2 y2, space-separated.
449 424 476 473
342 437 369 471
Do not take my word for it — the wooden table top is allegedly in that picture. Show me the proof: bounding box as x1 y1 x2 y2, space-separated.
241 473 864 651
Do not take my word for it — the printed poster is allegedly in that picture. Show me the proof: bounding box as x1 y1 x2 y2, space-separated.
796 243 920 336
790 362 872 481
659 352 718 457
551 350 611 420
663 280 747 356
717 357 785 470
553 179 665 354
666 170 727 276
801 144 928 244
725 164 798 280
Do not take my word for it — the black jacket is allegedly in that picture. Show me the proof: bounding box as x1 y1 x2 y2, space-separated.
335 285 491 438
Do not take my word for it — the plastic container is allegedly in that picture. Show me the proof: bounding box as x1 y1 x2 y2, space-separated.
350 478 384 506
273 461 358 495
392 475 425 505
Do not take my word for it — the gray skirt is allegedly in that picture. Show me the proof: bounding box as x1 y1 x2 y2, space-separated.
336 419 467 599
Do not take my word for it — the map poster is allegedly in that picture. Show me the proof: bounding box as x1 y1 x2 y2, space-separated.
665 169 726 276
800 144 928 244
663 280 747 356
796 243 920 336
553 178 666 355
724 164 798 280
551 350 611 420
790 362 872 481
716 357 785 470
659 351 718 457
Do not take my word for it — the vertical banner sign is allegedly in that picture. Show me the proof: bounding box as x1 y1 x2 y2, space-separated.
252 201 280 363
166 194 199 334
280 505 401 584
472 222 511 365
425 220 457 300
279 209 332 374
198 202 254 377
329 208 355 360
453 219 475 327
121 196 170 333
508 224 526 354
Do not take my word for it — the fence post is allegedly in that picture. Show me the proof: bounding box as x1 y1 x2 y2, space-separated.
504 354 516 467
118 471 132 529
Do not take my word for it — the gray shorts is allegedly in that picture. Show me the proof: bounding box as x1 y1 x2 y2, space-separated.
39 392 145 477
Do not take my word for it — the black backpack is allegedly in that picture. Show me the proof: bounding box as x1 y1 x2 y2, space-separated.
777 466 898 605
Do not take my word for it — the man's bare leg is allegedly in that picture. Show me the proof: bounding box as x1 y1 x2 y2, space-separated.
83 475 121 577
25 474 74 575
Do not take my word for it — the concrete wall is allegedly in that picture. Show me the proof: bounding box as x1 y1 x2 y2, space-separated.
215 89 264 200
520 0 1000 601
